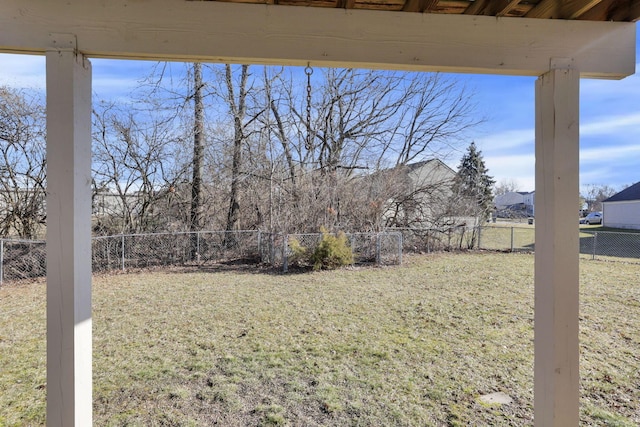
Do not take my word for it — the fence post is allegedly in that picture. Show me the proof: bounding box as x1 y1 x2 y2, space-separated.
398 233 403 265
0 239 3 286
197 231 201 263
121 235 125 271
477 226 482 249
592 232 597 260
269 234 274 266
511 227 515 252
376 233 381 266
257 230 262 262
283 234 288 273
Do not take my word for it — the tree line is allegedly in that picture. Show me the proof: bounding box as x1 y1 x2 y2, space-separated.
1 64 497 240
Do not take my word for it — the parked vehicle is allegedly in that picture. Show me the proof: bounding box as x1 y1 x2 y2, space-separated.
583 212 603 225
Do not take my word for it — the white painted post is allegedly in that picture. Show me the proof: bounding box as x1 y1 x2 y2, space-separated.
534 63 580 427
510 227 515 252
46 39 93 427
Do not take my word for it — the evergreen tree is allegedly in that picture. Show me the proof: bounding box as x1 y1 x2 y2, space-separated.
453 141 495 222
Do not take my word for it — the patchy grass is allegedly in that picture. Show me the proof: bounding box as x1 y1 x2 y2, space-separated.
1 253 639 426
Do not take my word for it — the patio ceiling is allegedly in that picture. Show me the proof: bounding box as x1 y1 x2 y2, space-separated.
1 0 636 78
191 0 640 21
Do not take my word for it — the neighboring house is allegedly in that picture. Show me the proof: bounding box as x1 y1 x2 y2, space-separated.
380 159 457 228
494 191 535 217
602 182 640 230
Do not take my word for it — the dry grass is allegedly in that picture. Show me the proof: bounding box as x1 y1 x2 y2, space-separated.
1 253 638 426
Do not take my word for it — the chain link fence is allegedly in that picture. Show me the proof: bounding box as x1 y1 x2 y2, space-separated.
261 231 403 272
92 230 261 272
579 230 640 261
0 239 46 285
475 226 640 263
390 227 482 252
3 227 639 285
0 230 402 284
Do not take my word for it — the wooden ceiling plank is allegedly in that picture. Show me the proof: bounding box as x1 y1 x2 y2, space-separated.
402 0 438 12
576 0 614 20
526 0 602 19
336 0 357 8
610 0 640 21
577 0 640 21
463 0 489 14
630 0 640 21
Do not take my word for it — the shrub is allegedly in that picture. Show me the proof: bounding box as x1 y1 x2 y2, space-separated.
288 237 309 267
310 228 354 271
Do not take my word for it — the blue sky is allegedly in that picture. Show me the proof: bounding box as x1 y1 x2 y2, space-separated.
1 24 638 194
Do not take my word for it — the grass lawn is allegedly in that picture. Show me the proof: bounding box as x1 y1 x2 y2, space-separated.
1 253 639 426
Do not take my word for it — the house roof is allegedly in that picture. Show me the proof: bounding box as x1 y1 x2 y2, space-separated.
406 159 455 174
196 0 640 21
603 181 640 203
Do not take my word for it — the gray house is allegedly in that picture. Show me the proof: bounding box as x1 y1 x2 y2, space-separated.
494 191 535 217
602 182 640 230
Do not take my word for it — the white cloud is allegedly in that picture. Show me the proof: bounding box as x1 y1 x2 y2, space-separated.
581 112 640 136
581 144 640 163
484 153 535 191
475 129 534 152
0 53 46 89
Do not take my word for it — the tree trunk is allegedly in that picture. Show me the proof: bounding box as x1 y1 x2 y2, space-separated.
190 62 204 259
224 64 249 247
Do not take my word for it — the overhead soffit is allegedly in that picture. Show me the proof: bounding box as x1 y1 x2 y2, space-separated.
189 0 640 21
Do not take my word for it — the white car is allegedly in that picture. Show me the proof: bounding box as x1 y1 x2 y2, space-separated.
583 212 603 225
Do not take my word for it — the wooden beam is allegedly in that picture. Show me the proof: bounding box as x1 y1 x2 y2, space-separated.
463 0 489 15
494 0 521 17
577 0 640 21
534 62 580 427
0 0 635 79
46 46 93 427
403 0 438 13
526 0 602 19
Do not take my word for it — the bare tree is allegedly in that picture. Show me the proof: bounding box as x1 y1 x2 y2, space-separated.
0 87 46 238
92 102 188 234
582 184 619 212
260 68 479 233
494 178 520 196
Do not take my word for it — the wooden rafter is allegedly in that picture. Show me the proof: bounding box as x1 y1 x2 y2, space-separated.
494 0 522 16
576 0 640 21
525 0 603 19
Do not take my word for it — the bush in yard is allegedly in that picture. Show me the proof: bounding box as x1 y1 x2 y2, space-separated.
288 237 309 267
311 228 354 271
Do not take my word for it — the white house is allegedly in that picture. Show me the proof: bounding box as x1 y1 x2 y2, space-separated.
602 182 640 230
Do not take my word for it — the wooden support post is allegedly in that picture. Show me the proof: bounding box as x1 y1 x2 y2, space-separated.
46 42 93 427
534 62 580 427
